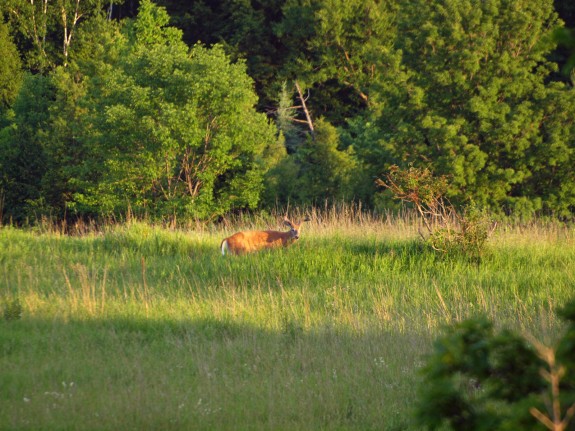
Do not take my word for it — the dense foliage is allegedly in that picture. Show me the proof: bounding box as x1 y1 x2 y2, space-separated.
74 3 280 219
1 0 574 222
417 300 575 430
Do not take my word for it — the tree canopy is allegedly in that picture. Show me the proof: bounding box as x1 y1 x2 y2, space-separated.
1 0 574 223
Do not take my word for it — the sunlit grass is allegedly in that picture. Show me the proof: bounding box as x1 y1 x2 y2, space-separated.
1 212 574 430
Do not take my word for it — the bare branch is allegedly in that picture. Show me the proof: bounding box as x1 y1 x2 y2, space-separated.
294 80 314 135
530 407 557 430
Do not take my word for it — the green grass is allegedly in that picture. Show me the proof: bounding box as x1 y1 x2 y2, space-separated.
1 215 574 430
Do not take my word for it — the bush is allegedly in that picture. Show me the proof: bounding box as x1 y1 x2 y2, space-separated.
417 299 575 430
377 165 495 260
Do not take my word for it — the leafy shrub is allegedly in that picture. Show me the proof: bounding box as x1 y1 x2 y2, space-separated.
377 165 494 260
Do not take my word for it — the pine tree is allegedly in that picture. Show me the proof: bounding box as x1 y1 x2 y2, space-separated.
365 0 575 216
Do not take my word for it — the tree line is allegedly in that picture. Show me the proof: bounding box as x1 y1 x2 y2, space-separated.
1 0 574 223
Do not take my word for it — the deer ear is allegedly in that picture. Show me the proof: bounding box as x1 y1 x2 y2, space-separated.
283 218 294 228
303 217 311 222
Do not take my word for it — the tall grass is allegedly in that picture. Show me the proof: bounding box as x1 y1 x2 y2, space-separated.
1 210 573 430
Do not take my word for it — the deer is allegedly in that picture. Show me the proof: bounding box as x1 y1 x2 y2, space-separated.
220 217 310 255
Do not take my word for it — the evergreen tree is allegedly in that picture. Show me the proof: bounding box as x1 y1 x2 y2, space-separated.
275 0 399 125
294 118 357 203
265 118 357 206
362 0 575 216
417 299 575 430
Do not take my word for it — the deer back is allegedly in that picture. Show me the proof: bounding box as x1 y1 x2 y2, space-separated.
221 218 308 255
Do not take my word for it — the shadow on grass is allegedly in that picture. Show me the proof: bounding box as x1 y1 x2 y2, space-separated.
1 314 430 430
348 238 426 257
1 311 433 356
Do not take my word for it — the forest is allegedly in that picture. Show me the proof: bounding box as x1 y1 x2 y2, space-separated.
1 0 575 223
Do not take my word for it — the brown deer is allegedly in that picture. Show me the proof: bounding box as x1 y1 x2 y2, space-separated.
220 217 310 255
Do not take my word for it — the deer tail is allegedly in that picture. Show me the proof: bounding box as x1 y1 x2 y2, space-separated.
220 239 229 256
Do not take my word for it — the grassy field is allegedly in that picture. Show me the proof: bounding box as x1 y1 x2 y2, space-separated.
1 210 574 430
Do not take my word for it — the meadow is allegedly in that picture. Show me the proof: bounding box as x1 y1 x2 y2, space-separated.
1 209 574 430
